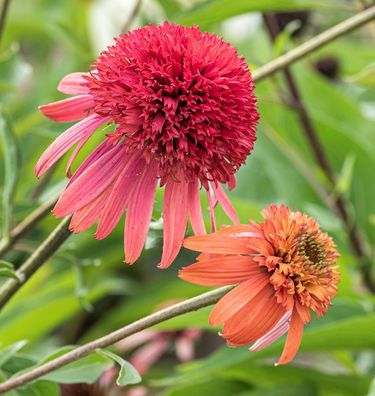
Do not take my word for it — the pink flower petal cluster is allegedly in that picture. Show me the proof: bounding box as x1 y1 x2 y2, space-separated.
36 22 259 268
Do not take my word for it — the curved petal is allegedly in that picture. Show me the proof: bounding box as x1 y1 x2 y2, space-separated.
188 178 206 236
212 183 239 224
57 72 90 95
129 338 170 375
53 143 126 217
158 180 189 269
69 184 113 233
35 115 108 177
39 95 95 122
65 131 92 178
124 163 158 264
179 255 262 286
250 310 292 352
209 274 269 326
183 233 253 255
207 187 217 232
276 309 305 365
96 154 145 240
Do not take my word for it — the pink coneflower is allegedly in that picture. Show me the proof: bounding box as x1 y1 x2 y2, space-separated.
36 22 259 268
179 205 340 365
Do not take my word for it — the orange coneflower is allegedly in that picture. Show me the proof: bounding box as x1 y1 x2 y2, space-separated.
179 204 340 365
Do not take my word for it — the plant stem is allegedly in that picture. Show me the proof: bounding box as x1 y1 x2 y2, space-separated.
253 6 375 82
0 195 58 257
0 0 10 45
121 0 142 33
263 13 374 291
0 217 71 311
0 285 233 393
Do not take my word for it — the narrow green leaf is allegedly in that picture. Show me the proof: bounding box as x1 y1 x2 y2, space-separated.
0 341 28 368
97 349 141 386
0 108 20 242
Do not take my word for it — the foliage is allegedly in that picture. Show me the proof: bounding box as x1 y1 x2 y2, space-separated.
0 0 374 395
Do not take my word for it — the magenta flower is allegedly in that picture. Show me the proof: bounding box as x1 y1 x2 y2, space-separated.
36 22 259 268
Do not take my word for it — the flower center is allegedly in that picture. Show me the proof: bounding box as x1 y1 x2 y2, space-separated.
297 231 326 268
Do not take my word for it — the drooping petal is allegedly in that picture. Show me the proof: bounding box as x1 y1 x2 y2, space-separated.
39 95 95 122
67 139 112 186
158 180 189 269
96 154 145 240
53 143 126 217
57 72 90 95
188 178 206 236
276 309 305 365
129 337 171 375
65 131 92 178
35 115 108 177
183 233 253 255
222 292 285 346
179 255 262 286
175 329 202 362
209 274 269 326
207 187 217 232
212 183 239 224
250 310 292 352
227 175 237 190
69 184 113 233
124 163 158 264
117 330 158 352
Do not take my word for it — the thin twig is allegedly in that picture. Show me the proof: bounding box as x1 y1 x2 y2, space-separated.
0 285 233 393
121 0 142 34
253 6 375 82
0 0 10 45
0 194 58 257
263 13 374 291
0 217 71 310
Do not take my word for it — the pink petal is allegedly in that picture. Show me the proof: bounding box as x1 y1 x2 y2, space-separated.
35 115 109 178
158 180 189 269
69 185 113 233
117 330 158 352
67 138 112 187
175 329 202 362
227 175 237 190
124 163 158 264
96 153 145 240
57 72 90 95
130 337 170 375
39 95 95 122
212 183 240 224
53 143 126 217
206 187 217 233
250 310 292 352
188 178 206 236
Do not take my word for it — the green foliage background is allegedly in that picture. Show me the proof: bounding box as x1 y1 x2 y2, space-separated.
0 0 375 395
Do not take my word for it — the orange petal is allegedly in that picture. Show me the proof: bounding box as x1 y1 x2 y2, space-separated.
209 274 269 326
276 309 305 365
183 234 252 255
179 255 263 286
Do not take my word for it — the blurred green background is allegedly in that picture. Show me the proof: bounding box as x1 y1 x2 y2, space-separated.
0 0 375 395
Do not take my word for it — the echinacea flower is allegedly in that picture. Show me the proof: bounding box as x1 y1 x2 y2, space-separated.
36 22 259 268
179 204 340 365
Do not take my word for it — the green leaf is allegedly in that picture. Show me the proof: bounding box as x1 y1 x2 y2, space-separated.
0 261 23 281
97 349 141 386
0 341 28 368
176 0 342 26
38 347 113 384
0 109 20 242
17 380 60 396
349 63 375 88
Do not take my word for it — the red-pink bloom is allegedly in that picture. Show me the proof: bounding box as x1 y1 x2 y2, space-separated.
36 22 258 268
179 205 340 364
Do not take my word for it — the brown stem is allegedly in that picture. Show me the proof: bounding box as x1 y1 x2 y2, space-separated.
121 0 142 34
263 13 374 291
